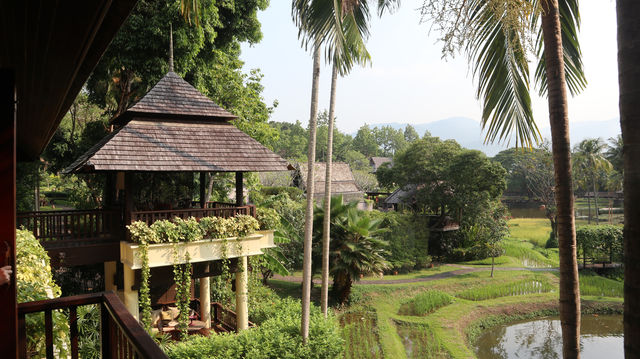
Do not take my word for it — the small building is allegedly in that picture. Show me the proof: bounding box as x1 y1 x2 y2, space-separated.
369 156 393 173
293 162 368 208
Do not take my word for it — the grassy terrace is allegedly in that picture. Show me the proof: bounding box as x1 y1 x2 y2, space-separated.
267 218 623 358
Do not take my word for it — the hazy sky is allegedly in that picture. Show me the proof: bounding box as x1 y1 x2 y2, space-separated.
240 0 619 137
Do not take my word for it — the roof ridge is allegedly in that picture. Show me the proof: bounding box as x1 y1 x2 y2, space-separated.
120 72 237 121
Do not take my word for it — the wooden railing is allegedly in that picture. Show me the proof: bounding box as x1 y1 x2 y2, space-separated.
17 209 122 243
131 205 256 226
18 292 168 359
211 302 254 332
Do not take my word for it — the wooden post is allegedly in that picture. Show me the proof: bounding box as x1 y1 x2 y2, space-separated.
200 172 206 208
0 69 18 358
235 172 243 206
235 256 248 331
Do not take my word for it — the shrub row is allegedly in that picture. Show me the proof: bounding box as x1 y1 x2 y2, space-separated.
166 298 343 359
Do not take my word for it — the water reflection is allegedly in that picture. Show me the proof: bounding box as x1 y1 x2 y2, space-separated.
475 315 623 359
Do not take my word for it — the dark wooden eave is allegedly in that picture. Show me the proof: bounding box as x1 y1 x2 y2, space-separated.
64 119 293 173
0 0 139 160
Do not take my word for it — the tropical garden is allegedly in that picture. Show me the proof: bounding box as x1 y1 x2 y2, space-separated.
13 0 640 358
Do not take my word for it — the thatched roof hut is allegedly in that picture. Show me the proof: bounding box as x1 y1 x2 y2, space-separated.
294 162 365 203
369 156 393 172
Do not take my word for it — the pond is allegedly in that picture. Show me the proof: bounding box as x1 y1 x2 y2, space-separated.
475 314 623 359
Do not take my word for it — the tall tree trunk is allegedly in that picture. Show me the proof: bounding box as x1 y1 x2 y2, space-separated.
540 1 580 357
301 46 321 343
593 178 599 223
587 194 591 224
617 0 640 356
321 64 338 317
205 173 215 204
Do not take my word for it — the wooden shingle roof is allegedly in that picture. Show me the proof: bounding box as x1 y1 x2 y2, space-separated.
112 71 236 125
296 162 364 202
64 120 292 173
66 70 291 173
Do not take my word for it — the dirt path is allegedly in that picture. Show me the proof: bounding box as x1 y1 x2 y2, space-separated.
271 264 558 285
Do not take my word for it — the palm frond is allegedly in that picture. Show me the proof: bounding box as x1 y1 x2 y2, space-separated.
467 0 540 148
533 0 586 96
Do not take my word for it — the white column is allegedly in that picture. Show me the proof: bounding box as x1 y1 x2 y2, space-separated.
200 277 211 328
235 256 248 331
123 265 139 320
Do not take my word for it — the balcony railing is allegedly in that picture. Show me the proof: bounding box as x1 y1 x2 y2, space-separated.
18 292 168 359
131 205 256 226
17 209 123 244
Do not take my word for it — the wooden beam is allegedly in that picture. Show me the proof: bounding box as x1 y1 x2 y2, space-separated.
235 172 243 206
0 69 17 358
200 172 206 208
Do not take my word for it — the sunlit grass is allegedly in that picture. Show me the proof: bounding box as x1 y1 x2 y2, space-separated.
399 290 453 316
508 218 551 247
455 276 554 301
580 272 623 298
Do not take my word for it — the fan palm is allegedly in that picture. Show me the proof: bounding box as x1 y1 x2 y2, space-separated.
323 207 389 304
573 138 612 223
421 0 585 356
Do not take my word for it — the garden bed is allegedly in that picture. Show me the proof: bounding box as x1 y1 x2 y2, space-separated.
120 230 275 269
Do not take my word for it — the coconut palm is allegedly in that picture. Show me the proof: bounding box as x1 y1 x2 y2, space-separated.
616 1 639 354
573 138 612 224
293 0 392 318
420 0 585 355
605 134 623 174
293 0 398 337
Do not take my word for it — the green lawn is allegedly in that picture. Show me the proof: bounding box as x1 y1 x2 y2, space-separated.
265 216 621 359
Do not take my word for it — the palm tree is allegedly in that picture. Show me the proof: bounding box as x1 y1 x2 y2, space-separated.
573 138 612 224
605 134 623 174
616 0 640 355
420 0 585 356
314 203 389 304
293 0 387 317
293 0 398 334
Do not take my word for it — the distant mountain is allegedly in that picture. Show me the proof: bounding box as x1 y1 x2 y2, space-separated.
358 117 621 156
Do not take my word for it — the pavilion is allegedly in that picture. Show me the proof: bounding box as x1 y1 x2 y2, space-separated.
49 61 293 332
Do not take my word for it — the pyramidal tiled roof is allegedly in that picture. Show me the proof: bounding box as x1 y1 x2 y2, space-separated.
64 71 292 173
122 71 237 120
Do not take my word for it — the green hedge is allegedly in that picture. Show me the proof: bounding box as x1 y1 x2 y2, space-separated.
576 225 623 263
166 299 343 359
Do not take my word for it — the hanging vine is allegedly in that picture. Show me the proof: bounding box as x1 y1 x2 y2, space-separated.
172 244 192 338
127 222 158 333
126 215 260 334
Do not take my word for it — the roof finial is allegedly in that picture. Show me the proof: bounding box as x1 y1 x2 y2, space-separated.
169 23 174 72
